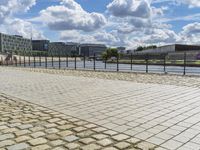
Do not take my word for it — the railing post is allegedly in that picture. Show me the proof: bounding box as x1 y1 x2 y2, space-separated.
66 54 68 67
183 52 186 75
24 51 26 67
105 58 107 70
1 57 3 66
75 55 77 70
164 55 166 73
131 53 133 70
11 53 13 65
51 55 54 67
29 52 30 66
19 54 21 66
45 54 47 69
39 53 41 66
34 55 36 68
146 54 148 73
117 54 119 72
84 53 86 68
93 53 96 70
59 53 61 69
15 56 17 66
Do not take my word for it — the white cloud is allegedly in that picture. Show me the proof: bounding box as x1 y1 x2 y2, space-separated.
107 0 151 18
0 0 36 24
178 22 200 44
37 0 107 32
6 19 45 40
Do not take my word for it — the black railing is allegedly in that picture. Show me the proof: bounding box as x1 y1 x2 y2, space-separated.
1 52 200 76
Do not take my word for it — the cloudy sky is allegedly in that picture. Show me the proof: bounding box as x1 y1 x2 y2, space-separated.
1 0 200 48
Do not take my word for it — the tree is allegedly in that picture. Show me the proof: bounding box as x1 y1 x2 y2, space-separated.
101 48 118 59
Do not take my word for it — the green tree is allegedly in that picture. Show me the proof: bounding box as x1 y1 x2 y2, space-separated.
101 48 118 59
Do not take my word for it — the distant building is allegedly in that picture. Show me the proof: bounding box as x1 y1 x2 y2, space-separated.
0 33 32 54
32 40 50 52
135 44 200 54
48 42 79 56
117 47 126 54
79 44 107 57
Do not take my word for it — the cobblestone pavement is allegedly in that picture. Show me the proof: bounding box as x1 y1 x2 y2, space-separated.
0 94 147 150
1 67 200 150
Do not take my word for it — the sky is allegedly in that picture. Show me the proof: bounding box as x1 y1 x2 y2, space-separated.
1 0 200 49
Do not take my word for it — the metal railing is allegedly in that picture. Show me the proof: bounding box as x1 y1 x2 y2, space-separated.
1 52 200 76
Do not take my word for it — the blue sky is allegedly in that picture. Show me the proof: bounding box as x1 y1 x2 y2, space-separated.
1 0 200 48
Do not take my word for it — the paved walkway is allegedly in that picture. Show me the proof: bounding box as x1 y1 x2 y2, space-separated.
1 67 200 150
0 94 145 150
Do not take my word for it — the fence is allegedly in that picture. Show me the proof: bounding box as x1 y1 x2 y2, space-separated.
1 52 200 76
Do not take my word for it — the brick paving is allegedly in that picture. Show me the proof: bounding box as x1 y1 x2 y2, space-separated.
0 94 151 150
1 67 200 149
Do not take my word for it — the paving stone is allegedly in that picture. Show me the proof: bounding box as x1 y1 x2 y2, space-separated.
31 131 45 138
65 143 80 149
136 141 156 150
112 134 130 141
102 148 118 150
79 138 96 144
45 128 59 134
31 144 51 150
57 124 75 130
15 136 31 143
73 127 87 132
28 137 47 146
7 143 30 150
92 134 108 140
81 143 102 150
50 140 64 146
57 130 73 137
114 141 131 149
97 138 113 146
0 134 15 141
0 140 15 148
77 130 95 138
126 138 141 144
63 135 79 142
18 124 33 130
15 130 31 136
46 134 60 141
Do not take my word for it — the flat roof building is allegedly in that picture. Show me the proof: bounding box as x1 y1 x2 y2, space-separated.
79 44 107 57
0 33 32 54
48 42 79 56
32 40 50 52
135 44 200 54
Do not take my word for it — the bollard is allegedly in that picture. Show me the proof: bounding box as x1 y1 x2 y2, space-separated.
93 53 96 70
183 52 186 75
